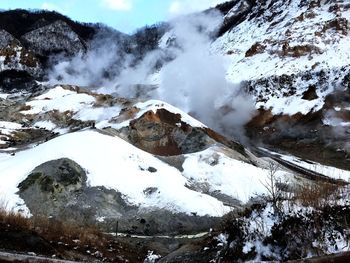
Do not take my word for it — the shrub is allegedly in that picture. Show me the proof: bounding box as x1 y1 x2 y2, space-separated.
295 182 340 209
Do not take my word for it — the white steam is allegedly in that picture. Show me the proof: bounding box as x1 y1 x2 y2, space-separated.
156 11 256 138
48 30 124 88
47 11 257 142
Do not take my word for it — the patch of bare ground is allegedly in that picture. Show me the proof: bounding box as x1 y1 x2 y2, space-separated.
280 43 322 58
245 42 266 57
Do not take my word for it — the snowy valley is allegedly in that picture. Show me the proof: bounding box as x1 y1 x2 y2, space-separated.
0 0 350 262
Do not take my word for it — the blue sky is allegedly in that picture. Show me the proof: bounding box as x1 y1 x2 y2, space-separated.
0 0 226 33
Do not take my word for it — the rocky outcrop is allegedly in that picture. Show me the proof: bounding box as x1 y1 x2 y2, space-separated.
120 109 215 156
17 158 129 226
244 65 350 170
21 20 86 57
0 42 42 92
0 30 19 49
216 0 254 37
18 158 219 235
0 43 41 75
118 108 247 157
0 128 54 149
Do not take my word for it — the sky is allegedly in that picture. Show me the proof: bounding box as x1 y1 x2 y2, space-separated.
0 0 227 33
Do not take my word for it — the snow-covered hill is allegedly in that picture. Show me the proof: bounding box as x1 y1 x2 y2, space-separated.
0 85 281 233
213 0 350 117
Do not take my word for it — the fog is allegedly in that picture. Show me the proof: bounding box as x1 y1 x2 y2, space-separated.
48 11 256 142
47 29 125 88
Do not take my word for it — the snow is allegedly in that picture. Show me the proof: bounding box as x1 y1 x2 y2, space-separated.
0 130 230 216
210 0 350 116
20 86 124 130
0 121 23 130
35 86 76 100
20 87 204 132
107 99 207 131
323 116 350 127
33 120 57 131
0 93 9 99
227 200 350 261
257 94 325 115
280 154 350 181
144 251 161 263
0 121 23 141
159 32 173 49
75 106 122 128
182 147 290 203
215 233 228 247
134 100 206 128
21 86 96 115
33 120 70 135
260 148 350 181
0 44 40 75
214 1 349 81
96 216 106 223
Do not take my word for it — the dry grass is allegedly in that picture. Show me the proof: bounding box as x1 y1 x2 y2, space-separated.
294 182 340 208
0 208 31 230
30 216 109 249
0 200 31 230
321 18 348 36
18 104 32 112
0 200 142 262
94 94 114 107
0 200 110 251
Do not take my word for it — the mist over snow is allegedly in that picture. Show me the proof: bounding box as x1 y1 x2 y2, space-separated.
47 11 257 142
47 29 126 88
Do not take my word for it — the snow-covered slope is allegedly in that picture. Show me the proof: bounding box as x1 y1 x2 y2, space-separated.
182 147 289 203
1 85 293 222
212 0 350 116
20 86 205 132
0 130 228 216
214 1 350 80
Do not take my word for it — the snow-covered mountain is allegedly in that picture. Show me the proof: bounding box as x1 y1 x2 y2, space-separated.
213 0 350 120
0 1 350 262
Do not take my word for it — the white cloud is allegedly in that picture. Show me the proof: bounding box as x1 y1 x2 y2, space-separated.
101 0 132 11
169 0 226 16
41 2 64 12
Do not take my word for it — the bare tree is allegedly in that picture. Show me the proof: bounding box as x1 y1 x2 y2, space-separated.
262 161 282 214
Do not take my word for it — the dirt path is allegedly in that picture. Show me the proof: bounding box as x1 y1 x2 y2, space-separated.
110 231 209 239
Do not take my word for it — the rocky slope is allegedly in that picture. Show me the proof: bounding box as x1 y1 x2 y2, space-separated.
156 0 350 170
211 0 350 169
